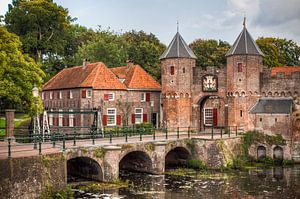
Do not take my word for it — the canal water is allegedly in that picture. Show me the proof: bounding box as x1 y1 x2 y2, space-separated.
73 165 300 199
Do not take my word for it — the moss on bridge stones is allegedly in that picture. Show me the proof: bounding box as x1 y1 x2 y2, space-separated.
145 143 155 152
42 154 65 168
120 144 133 151
93 147 106 159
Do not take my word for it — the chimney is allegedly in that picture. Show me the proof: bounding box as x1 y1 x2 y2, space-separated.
82 59 89 69
126 59 134 69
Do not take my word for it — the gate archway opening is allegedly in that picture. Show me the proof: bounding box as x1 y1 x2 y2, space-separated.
165 147 191 169
119 151 153 173
67 157 103 182
198 95 227 131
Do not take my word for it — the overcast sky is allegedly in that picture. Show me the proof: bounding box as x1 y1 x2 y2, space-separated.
1 0 300 45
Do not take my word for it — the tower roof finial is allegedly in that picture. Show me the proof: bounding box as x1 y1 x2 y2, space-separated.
177 20 179 33
243 13 246 28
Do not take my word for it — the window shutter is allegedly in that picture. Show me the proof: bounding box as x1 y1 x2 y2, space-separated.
117 115 121 125
67 91 70 99
103 115 108 126
73 118 76 126
132 114 135 124
146 93 151 102
82 90 86 98
104 94 109 101
56 117 59 126
63 117 65 126
57 92 60 99
143 114 148 123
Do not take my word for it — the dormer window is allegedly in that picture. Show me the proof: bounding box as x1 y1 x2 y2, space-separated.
170 66 175 75
118 78 125 83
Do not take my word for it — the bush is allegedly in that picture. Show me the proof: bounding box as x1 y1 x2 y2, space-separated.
186 159 207 170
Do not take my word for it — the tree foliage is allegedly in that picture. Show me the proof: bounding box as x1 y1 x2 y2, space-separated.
74 30 129 67
0 26 44 112
189 39 231 68
122 30 166 80
5 0 72 63
256 37 300 67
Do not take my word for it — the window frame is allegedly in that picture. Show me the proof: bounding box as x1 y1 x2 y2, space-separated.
108 93 115 101
141 92 146 102
50 91 53 100
107 108 117 126
58 109 63 127
135 108 143 124
87 89 92 98
204 108 213 126
69 90 73 99
69 109 74 127
59 91 62 99
49 109 53 126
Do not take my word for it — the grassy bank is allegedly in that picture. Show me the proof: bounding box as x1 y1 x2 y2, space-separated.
0 114 31 138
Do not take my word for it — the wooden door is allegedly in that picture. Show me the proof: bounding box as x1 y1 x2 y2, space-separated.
213 108 218 126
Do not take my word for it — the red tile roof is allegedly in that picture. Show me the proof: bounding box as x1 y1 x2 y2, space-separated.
111 65 161 90
43 62 127 90
271 66 300 76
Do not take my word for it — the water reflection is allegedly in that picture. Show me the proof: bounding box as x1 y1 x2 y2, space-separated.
74 165 300 199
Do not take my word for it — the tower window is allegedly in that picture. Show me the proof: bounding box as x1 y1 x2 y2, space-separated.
240 110 243 117
237 63 243 72
170 66 175 75
183 67 185 73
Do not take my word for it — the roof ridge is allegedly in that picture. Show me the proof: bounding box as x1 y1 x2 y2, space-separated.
91 63 102 87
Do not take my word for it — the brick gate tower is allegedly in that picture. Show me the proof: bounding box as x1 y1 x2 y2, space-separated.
226 19 264 130
160 31 196 129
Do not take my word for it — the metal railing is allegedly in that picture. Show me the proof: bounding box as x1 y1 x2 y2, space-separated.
0 125 242 159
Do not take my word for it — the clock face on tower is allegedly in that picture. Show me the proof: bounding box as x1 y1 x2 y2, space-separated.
202 75 218 92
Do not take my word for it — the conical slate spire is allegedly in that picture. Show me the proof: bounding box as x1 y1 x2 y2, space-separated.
226 26 264 57
160 32 197 60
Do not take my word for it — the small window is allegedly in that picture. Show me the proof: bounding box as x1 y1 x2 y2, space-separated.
170 66 175 75
237 63 243 72
87 90 92 98
135 108 143 124
107 108 116 126
275 118 277 122
183 67 185 73
69 109 74 127
69 90 73 99
108 93 114 101
240 110 243 117
141 92 146 102
59 91 62 99
58 109 63 127
50 91 53 100
260 118 262 122
276 72 284 78
49 109 53 126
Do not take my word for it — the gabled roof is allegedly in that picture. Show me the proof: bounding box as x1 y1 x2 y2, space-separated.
271 66 300 76
110 65 161 90
226 27 264 57
250 98 293 114
43 62 127 90
160 32 196 60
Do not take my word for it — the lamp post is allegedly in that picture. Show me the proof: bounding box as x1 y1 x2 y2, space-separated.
32 85 40 148
150 100 154 127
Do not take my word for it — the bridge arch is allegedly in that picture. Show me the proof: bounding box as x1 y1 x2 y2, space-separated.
67 156 103 182
165 146 192 169
119 150 153 173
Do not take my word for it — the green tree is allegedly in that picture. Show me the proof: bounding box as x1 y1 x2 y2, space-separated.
0 26 44 113
74 30 129 67
122 30 166 80
256 37 300 67
189 39 231 68
5 0 72 63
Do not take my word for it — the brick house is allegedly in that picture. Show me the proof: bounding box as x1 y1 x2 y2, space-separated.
42 61 161 128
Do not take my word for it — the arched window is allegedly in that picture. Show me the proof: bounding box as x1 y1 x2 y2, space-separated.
237 63 243 72
170 66 175 75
